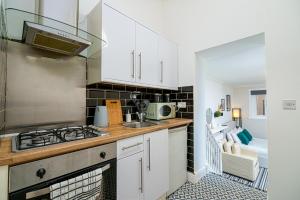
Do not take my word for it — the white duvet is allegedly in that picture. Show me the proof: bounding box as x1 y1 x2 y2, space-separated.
241 138 268 167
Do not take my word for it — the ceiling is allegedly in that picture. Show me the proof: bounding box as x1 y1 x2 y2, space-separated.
199 33 266 87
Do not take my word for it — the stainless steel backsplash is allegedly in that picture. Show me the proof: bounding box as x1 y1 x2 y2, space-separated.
6 41 86 133
0 0 7 135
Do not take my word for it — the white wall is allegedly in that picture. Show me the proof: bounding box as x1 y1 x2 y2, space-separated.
103 0 164 33
194 55 234 174
205 77 233 127
265 0 300 199
233 86 267 139
162 0 264 86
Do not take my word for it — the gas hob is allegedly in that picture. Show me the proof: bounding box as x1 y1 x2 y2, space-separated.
12 125 109 152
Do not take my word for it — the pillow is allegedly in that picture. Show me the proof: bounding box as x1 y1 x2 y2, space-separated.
232 143 241 155
243 129 253 141
218 139 227 152
226 132 233 141
231 131 241 144
223 142 233 154
237 131 250 145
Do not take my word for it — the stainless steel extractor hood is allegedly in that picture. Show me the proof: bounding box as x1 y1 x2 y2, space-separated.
5 8 105 58
23 21 91 56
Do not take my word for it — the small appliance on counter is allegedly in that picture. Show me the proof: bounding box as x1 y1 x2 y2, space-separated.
164 94 171 102
94 106 108 127
153 93 163 103
146 102 176 120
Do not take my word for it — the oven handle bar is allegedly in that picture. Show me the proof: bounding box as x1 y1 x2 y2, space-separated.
25 164 111 199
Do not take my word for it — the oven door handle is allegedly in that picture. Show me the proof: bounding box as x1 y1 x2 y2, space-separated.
25 164 111 199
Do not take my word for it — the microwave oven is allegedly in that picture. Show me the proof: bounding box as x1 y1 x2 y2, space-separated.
146 102 176 120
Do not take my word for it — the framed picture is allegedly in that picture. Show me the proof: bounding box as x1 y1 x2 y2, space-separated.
226 95 231 111
220 99 225 111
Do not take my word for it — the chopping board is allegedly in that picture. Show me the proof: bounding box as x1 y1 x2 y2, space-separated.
106 100 123 126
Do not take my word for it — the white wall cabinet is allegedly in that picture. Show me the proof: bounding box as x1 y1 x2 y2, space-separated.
143 129 169 200
117 130 169 200
135 23 160 86
87 3 178 89
101 4 136 83
159 37 178 89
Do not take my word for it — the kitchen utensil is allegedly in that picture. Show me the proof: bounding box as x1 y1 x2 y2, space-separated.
164 94 170 102
106 100 123 126
94 106 108 127
153 93 162 103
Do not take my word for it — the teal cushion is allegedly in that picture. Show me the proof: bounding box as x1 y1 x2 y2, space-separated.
243 129 253 141
237 132 250 145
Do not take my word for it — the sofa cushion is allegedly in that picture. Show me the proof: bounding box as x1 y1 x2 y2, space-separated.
223 142 233 154
232 143 241 155
243 129 253 141
231 131 241 144
218 139 227 152
226 132 233 141
237 131 250 145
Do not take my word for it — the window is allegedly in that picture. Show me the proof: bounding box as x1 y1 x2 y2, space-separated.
249 89 267 119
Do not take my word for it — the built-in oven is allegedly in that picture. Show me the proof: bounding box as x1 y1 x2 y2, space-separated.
9 142 116 200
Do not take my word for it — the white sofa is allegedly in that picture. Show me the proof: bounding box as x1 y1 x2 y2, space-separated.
240 137 268 168
222 148 259 181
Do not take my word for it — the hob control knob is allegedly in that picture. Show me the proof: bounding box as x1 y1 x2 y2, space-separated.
36 168 46 179
100 152 106 159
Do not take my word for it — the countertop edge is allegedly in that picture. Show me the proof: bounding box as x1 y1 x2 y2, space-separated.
0 119 193 166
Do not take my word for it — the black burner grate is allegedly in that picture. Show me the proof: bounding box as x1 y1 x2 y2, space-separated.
15 126 108 151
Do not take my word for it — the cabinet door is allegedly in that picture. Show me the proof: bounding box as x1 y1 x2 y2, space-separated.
135 23 160 86
143 129 169 200
117 152 143 200
159 37 178 89
102 4 136 83
168 126 187 195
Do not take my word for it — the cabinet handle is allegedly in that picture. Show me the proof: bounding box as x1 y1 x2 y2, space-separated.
121 142 143 151
160 61 163 83
139 53 142 79
131 50 135 78
139 158 143 193
147 138 151 171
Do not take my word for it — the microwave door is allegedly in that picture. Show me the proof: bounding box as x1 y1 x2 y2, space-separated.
160 105 172 117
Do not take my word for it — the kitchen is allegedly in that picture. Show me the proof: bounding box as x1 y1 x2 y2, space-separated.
0 0 193 200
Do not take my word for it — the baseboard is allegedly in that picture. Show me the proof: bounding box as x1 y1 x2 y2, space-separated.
187 167 207 183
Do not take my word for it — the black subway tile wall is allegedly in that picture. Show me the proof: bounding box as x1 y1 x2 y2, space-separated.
86 83 194 173
170 86 194 173
86 83 174 125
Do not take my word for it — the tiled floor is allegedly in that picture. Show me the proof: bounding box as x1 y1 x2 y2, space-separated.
168 173 267 200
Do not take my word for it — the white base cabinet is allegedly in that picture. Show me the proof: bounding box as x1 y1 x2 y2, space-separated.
117 152 144 200
168 126 187 196
0 165 8 200
117 130 169 200
143 130 169 200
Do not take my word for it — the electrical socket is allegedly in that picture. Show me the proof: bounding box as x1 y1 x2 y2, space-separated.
177 102 186 108
282 99 296 110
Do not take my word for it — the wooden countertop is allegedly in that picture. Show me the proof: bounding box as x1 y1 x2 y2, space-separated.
0 118 192 166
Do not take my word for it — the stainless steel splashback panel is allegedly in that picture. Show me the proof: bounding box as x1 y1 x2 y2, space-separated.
6 41 86 132
0 0 7 134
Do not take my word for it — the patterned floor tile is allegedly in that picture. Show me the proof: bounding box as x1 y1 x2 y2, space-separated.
168 173 267 200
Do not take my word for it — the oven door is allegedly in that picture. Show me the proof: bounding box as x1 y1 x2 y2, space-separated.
9 159 116 200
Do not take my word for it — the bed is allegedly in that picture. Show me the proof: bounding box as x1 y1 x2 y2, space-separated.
240 137 268 168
